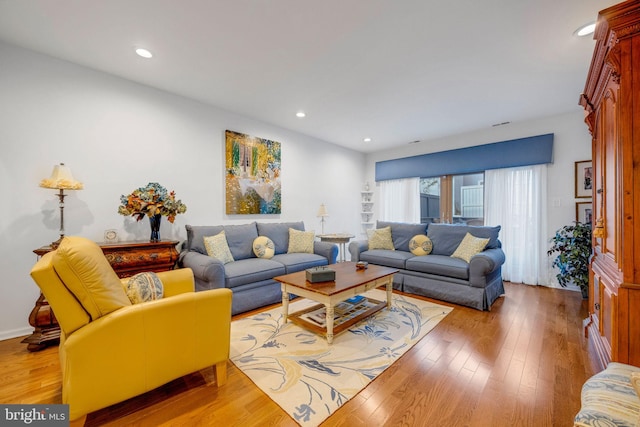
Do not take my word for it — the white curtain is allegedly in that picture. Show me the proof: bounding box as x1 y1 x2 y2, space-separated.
379 178 421 223
485 164 548 285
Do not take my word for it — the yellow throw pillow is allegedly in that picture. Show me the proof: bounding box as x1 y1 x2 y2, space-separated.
409 234 433 256
368 226 395 250
203 231 235 264
451 232 490 263
288 228 315 254
52 236 131 320
125 272 164 304
253 236 275 259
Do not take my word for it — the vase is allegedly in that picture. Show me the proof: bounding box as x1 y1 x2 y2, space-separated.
149 214 161 242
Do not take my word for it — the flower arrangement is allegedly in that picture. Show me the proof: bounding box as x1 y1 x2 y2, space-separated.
117 182 187 223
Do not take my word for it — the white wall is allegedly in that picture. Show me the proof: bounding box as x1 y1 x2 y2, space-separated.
0 42 365 340
364 111 593 288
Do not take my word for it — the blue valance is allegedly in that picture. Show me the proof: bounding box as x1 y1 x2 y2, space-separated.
375 133 554 181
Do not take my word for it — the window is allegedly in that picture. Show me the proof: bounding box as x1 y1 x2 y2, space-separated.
420 173 484 225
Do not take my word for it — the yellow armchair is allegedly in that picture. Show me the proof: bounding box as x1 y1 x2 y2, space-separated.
30 236 232 426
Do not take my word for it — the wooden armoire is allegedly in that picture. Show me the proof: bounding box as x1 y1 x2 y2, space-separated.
580 0 640 370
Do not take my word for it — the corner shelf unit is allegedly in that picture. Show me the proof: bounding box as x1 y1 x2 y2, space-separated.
361 191 374 234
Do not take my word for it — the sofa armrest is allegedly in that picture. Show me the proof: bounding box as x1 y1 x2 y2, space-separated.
313 241 339 264
179 251 226 291
348 240 369 263
469 248 505 287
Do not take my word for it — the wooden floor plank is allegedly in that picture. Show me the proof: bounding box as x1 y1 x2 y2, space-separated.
0 282 596 426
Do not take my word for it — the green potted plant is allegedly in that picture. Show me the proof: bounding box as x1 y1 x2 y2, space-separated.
547 221 592 298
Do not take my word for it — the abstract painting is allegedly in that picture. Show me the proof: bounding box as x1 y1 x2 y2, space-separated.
225 130 281 214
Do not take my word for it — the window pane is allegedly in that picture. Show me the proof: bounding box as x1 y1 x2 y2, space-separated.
419 177 440 223
454 173 484 225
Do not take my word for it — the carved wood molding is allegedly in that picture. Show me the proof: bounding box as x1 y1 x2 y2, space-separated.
579 94 596 135
605 43 622 83
613 21 640 39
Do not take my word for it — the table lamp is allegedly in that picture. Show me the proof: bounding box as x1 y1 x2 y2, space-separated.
39 163 84 248
317 203 329 235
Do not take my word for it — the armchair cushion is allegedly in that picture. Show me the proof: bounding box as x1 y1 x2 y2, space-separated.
125 272 164 304
53 236 131 320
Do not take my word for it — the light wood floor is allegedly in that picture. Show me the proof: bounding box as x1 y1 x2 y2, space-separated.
0 282 599 426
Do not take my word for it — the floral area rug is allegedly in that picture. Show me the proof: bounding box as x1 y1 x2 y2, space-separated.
230 289 453 427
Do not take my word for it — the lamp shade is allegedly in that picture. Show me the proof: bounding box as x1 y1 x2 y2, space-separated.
39 163 83 190
317 203 329 217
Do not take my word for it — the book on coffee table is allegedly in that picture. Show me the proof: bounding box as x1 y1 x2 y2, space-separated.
299 298 378 327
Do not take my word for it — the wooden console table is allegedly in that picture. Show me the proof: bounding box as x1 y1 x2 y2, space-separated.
23 240 180 351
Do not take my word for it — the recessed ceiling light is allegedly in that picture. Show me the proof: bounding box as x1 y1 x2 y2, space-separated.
363 137 372 142
574 22 596 37
135 48 153 58
296 111 306 118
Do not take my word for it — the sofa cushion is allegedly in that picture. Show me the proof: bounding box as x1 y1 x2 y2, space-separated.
186 223 258 260
377 221 428 252
406 255 469 280
257 221 305 254
52 236 131 320
272 253 328 273
369 226 395 250
427 223 501 256
204 231 235 264
451 233 490 263
360 249 414 269
223 258 286 288
409 234 433 256
288 228 314 254
253 236 275 259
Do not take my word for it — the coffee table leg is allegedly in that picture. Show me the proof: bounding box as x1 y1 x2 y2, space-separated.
282 285 289 324
386 279 393 309
325 304 335 344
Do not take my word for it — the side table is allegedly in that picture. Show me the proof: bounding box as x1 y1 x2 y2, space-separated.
23 239 180 351
317 233 355 263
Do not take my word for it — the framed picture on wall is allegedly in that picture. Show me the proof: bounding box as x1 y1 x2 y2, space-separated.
575 160 593 198
576 201 593 224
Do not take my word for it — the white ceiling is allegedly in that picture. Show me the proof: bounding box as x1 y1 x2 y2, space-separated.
0 0 619 153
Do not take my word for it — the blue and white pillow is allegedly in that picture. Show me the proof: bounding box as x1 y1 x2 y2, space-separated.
125 272 163 304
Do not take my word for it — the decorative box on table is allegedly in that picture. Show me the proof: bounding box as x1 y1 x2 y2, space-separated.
305 266 336 283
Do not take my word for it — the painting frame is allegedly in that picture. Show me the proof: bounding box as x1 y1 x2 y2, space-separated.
576 201 593 224
225 130 282 215
575 160 593 198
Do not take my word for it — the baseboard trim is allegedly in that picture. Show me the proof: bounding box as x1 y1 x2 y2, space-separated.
0 327 32 342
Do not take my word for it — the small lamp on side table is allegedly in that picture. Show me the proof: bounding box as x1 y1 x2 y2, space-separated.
39 163 83 248
317 203 329 235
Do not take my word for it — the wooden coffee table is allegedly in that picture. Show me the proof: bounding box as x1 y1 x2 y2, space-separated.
275 262 398 344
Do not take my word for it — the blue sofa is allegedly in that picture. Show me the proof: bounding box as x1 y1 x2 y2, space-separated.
349 221 505 311
179 221 338 315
